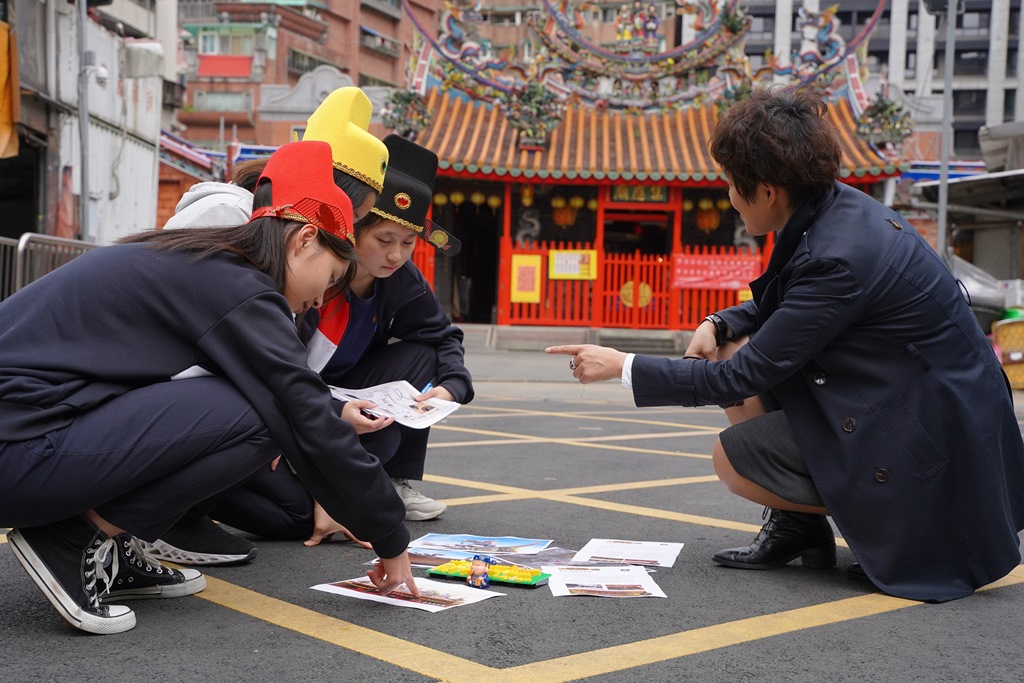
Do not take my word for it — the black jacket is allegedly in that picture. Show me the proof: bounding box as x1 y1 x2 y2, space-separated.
0 244 410 557
632 183 1024 601
304 261 474 404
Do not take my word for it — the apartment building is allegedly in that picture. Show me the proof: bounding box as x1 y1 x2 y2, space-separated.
468 2 682 59
4 0 171 243
176 0 438 148
466 1 1022 159
741 0 1023 158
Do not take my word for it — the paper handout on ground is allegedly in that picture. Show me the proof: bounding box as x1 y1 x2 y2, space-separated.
388 544 580 569
311 577 504 613
410 533 553 559
381 534 556 568
571 538 684 568
329 380 459 429
543 565 667 598
404 548 480 567
505 546 600 570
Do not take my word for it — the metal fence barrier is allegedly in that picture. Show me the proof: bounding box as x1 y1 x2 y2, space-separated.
0 234 98 301
0 236 16 300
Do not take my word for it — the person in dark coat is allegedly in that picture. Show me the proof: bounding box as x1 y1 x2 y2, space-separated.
207 135 471 546
136 86 396 567
547 89 1024 602
0 140 418 635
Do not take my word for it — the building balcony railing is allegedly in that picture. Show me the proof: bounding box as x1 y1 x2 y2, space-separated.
287 49 337 76
360 0 402 20
179 0 217 23
360 33 399 58
954 64 989 77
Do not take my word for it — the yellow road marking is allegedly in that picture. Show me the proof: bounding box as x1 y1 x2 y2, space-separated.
453 404 725 430
423 474 842 542
551 431 722 442
424 474 723 506
433 430 721 444
429 438 555 448
195 566 1024 683
450 408 690 420
196 575 496 681
547 493 849 545
430 436 715 455
430 437 715 452
504 572 1024 683
431 425 712 458
8 387 1022 683
471 394 634 406
427 474 718 496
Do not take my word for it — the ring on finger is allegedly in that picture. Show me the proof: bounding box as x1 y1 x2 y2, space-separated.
569 358 577 370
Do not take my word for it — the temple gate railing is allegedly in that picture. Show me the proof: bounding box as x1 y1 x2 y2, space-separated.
497 241 755 329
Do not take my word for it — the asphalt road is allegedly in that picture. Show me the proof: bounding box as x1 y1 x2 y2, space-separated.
3 348 1023 682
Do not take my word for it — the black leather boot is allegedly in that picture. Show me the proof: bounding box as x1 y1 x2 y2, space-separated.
713 509 836 570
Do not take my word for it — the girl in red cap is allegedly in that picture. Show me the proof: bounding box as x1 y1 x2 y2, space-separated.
0 140 418 635
194 135 472 550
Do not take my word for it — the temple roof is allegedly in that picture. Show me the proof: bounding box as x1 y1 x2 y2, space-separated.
417 88 903 184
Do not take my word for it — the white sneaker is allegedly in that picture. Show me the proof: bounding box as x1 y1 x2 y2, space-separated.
391 478 447 521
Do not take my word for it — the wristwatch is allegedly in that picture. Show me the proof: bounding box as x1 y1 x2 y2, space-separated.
703 313 733 347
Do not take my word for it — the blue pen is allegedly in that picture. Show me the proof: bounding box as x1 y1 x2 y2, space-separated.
420 382 433 393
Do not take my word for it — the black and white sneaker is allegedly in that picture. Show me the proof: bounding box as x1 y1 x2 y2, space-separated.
102 534 206 601
139 515 257 566
8 516 136 635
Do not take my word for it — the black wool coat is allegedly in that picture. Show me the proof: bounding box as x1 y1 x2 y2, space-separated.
631 183 1024 602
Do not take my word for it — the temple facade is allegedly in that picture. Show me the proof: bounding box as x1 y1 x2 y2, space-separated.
395 1 908 328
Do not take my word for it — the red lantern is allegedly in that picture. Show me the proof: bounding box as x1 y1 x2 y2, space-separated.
695 197 720 233
521 185 534 207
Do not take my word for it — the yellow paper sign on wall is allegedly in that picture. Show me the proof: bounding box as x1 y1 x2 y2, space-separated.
511 254 542 303
548 249 598 280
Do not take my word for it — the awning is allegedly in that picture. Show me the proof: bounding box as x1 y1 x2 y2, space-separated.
416 88 903 184
913 168 1024 224
979 120 1024 172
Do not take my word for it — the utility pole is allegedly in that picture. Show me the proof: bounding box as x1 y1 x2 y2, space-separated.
77 0 91 241
922 0 959 260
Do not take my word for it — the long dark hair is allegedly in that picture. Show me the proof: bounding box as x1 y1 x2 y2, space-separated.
249 178 358 296
353 210 384 241
231 159 269 192
332 169 376 215
120 217 356 295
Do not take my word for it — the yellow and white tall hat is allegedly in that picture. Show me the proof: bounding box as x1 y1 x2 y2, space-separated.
302 87 388 193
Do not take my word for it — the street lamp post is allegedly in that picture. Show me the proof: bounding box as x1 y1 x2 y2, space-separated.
77 0 90 242
922 0 959 260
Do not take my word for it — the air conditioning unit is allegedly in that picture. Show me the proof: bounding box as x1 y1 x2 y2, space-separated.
125 40 165 79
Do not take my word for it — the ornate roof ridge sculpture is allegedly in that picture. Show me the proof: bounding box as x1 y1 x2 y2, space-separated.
416 88 903 182
400 0 908 162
